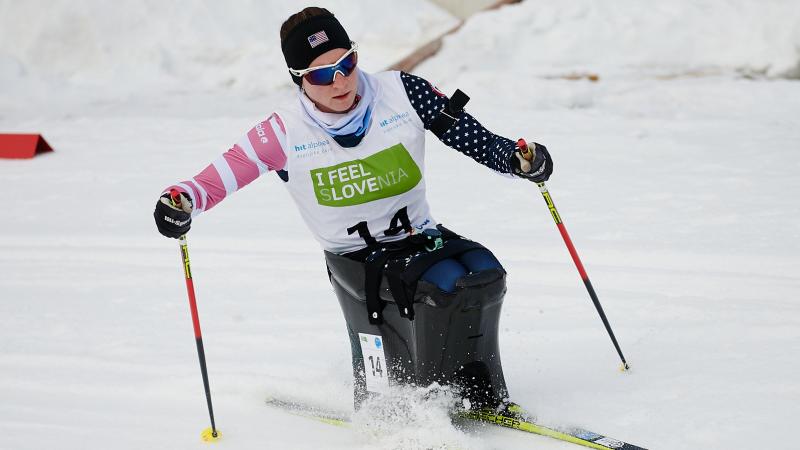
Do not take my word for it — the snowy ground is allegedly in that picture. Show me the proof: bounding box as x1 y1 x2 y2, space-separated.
2 1 800 449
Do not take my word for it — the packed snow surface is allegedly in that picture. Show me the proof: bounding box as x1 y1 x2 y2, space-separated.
2 1 799 449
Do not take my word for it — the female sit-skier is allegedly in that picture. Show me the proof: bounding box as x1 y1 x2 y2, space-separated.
154 7 552 412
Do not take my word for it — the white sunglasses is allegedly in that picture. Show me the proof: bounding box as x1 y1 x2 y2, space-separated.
289 42 359 85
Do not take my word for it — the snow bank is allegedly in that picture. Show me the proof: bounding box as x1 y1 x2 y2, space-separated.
0 0 456 106
422 0 800 80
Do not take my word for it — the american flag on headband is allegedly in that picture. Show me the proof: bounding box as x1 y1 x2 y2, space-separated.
307 30 329 48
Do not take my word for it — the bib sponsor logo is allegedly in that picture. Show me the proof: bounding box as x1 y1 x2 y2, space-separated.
379 111 412 132
294 138 330 153
309 144 422 207
414 218 431 231
379 111 411 128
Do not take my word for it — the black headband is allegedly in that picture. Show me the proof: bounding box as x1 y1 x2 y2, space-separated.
281 12 352 86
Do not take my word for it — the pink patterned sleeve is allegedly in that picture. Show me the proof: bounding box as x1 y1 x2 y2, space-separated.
164 113 287 216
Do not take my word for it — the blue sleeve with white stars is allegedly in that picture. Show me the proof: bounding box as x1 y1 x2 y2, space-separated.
400 71 516 175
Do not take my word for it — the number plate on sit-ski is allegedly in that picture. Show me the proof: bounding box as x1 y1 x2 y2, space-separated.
359 333 388 393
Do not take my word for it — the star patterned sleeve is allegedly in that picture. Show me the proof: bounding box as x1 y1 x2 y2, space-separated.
400 71 516 175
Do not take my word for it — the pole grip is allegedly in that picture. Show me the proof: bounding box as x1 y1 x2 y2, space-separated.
517 138 536 160
179 237 202 339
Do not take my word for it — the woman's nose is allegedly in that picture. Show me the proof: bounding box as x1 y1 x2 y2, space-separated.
330 70 347 86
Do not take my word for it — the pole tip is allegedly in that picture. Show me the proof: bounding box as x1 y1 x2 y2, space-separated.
620 362 630 372
201 427 222 442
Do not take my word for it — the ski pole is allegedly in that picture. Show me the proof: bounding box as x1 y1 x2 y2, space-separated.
516 142 630 371
170 190 222 442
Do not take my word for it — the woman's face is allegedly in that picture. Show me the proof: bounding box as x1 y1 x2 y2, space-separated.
302 47 359 114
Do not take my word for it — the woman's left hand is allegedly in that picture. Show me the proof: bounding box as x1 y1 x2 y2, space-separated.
511 139 553 183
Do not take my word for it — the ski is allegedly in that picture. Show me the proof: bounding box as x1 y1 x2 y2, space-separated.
265 396 648 450
264 396 351 427
455 404 647 450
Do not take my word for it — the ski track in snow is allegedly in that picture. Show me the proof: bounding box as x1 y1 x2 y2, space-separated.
2 1 800 449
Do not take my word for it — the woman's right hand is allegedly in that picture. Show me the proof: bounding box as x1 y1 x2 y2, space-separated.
153 190 193 238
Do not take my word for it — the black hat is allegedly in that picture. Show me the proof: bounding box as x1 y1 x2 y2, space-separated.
281 12 352 86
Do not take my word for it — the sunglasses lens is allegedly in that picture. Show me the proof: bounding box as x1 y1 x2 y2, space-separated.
304 67 336 86
303 51 359 86
340 52 357 72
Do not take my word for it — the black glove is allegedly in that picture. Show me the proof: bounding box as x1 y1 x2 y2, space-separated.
511 139 553 183
154 191 193 238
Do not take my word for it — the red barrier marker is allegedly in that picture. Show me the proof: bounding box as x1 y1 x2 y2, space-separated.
0 134 54 159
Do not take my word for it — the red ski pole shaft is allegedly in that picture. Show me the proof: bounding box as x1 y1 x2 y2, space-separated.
171 190 220 439
515 141 629 370
535 181 630 371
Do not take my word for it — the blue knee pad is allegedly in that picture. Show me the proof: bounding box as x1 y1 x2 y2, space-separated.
459 248 503 273
421 249 503 293
421 259 467 293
